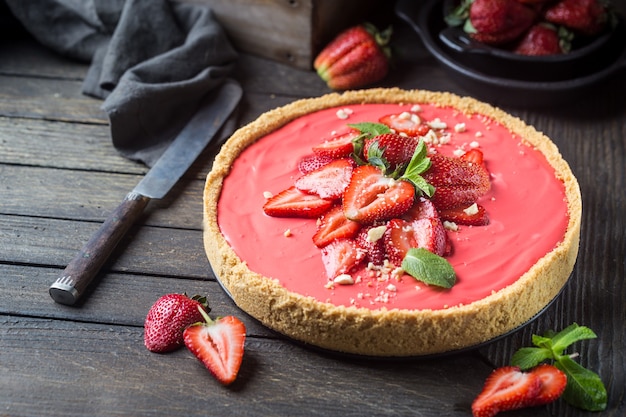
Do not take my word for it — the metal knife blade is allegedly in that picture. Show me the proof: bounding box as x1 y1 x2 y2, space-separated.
49 80 242 305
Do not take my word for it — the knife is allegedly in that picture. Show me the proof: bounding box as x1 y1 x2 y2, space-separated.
49 80 242 305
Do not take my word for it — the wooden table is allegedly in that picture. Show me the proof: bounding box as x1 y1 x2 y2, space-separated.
1 12 624 417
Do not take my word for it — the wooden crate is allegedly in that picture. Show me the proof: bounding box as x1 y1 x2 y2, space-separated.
176 0 384 69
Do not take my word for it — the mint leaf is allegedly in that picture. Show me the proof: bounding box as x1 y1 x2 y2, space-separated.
401 248 456 288
511 347 553 370
556 356 607 411
531 333 554 350
550 323 597 354
400 139 435 197
511 324 608 412
348 122 391 137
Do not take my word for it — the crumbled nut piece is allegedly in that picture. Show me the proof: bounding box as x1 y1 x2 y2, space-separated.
333 274 355 285
463 203 479 215
454 123 466 133
443 221 459 231
367 225 387 242
263 191 273 199
336 108 353 120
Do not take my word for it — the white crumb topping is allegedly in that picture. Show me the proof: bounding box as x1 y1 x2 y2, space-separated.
336 108 353 119
463 203 479 215
443 221 459 231
367 225 387 242
333 274 355 285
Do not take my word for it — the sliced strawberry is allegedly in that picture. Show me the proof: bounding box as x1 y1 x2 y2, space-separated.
320 238 365 279
343 165 415 224
379 113 431 137
312 130 359 159
439 203 489 226
423 152 491 210
459 148 485 166
402 197 439 221
295 158 354 200
263 186 333 218
297 153 333 174
528 364 567 406
313 204 361 248
384 217 448 266
355 224 387 266
183 311 246 386
472 366 542 417
364 133 420 170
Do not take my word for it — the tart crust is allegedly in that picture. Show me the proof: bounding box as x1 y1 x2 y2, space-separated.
203 88 581 357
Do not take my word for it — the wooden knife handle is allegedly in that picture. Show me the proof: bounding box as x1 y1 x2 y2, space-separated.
49 192 150 305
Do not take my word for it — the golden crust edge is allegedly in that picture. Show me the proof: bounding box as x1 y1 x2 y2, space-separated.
202 88 582 357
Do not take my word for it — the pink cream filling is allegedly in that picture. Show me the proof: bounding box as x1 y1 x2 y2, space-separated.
217 104 569 311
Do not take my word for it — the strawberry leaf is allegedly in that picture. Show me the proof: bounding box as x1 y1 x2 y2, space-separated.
401 248 456 288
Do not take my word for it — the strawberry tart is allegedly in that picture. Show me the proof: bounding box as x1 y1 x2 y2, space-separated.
203 88 581 357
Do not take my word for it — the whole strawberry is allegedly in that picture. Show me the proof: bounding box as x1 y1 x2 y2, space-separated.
469 0 537 45
144 293 210 353
364 133 420 171
514 23 567 56
314 23 391 90
544 0 608 36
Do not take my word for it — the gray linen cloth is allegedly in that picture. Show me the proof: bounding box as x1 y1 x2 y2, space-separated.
4 0 239 166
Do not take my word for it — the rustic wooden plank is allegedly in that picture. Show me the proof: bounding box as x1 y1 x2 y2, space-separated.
0 116 146 173
0 39 89 79
0 215 209 278
0 165 207 227
0 263 273 336
0 75 106 123
0 315 534 417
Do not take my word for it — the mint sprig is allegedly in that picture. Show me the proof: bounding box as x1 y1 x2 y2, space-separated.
347 122 391 166
401 248 456 288
400 138 435 198
511 323 607 411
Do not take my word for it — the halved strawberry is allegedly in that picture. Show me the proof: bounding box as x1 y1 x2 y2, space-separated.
439 203 489 226
295 158 354 200
263 186 333 218
379 113 431 137
312 130 359 159
313 204 361 248
355 224 387 266
364 133 420 170
423 152 491 210
402 197 439 221
343 165 415 224
528 364 567 406
472 366 542 417
384 217 448 266
297 153 333 174
320 238 365 279
183 309 246 386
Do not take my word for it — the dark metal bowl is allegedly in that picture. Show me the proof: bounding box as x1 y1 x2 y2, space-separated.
395 0 626 107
